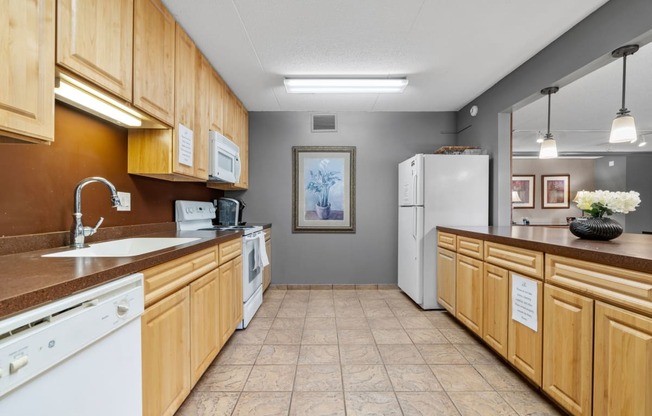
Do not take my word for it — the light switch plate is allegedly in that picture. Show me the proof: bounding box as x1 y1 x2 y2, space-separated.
117 191 131 211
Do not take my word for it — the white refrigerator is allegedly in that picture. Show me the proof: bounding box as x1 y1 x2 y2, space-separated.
398 154 488 309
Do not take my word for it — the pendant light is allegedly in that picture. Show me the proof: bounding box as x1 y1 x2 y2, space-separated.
539 87 559 159
609 45 639 143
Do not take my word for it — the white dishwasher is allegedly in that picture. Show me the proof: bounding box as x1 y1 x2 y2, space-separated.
0 273 144 416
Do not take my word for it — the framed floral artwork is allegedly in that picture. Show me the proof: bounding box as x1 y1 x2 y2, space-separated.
292 146 356 233
542 174 570 208
512 175 535 209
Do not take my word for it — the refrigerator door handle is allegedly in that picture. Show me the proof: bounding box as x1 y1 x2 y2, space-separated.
413 206 417 239
413 173 418 204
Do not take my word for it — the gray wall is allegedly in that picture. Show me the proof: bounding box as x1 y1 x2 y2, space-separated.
595 156 628 229
455 0 652 226
625 154 652 233
231 112 456 285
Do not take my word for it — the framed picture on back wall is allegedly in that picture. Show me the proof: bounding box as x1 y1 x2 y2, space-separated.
542 174 570 208
512 175 535 209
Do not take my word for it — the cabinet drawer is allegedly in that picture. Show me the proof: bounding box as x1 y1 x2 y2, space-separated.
219 238 242 264
457 236 483 260
143 246 218 306
264 228 272 241
437 232 456 251
546 254 652 316
485 242 543 280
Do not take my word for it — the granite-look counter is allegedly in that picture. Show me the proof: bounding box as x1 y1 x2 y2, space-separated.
436 226 652 274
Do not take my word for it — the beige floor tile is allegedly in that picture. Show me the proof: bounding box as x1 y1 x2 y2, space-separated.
367 316 402 329
398 316 434 329
271 317 305 329
440 327 480 344
429 365 493 392
377 344 426 365
276 307 308 318
335 316 369 329
214 344 262 365
264 328 303 344
344 392 403 416
339 344 383 365
386 365 442 392
304 317 336 330
342 365 393 391
243 365 296 392
416 344 469 365
308 299 334 308
424 311 460 328
231 328 269 345
246 317 274 330
254 303 280 318
392 308 428 318
338 329 375 344
176 392 240 416
455 344 501 364
298 344 340 364
371 328 413 344
294 364 343 391
396 391 461 416
363 307 395 318
474 365 530 391
359 299 387 309
194 365 252 392
447 391 518 416
255 345 300 365
335 307 366 317
307 307 336 317
406 328 449 344
264 290 286 300
231 392 292 416
290 391 346 416
500 391 564 415
301 328 338 344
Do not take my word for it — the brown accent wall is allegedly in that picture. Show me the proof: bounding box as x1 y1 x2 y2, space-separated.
0 104 222 236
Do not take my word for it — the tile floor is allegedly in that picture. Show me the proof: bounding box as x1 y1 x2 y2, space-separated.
176 288 563 416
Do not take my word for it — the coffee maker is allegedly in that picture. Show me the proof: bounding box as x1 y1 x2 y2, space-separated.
216 198 245 226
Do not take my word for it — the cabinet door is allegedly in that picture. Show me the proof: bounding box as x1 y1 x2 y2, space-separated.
483 264 508 358
235 104 249 189
219 260 235 345
193 53 210 180
263 239 272 291
209 70 225 133
0 0 55 143
456 254 483 336
594 302 652 416
190 269 220 386
508 273 543 386
173 23 196 177
142 287 190 416
542 284 593 416
57 0 133 100
233 256 244 325
133 0 175 126
436 247 456 314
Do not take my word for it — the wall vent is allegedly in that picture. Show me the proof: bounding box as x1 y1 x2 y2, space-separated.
311 114 337 132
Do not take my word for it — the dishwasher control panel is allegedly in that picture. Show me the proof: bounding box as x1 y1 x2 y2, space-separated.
0 274 144 398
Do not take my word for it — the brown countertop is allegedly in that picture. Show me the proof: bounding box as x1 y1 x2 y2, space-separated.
437 226 652 274
0 226 244 320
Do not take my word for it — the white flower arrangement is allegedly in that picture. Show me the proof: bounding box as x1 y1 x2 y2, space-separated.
573 190 641 218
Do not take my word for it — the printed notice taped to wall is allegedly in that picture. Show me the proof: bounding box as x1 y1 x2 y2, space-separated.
511 274 538 331
178 123 194 167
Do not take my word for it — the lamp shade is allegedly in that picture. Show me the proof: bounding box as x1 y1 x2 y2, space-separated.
539 137 558 159
609 114 637 143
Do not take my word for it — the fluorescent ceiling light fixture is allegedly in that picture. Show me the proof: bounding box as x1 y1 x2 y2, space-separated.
284 78 408 93
55 76 143 127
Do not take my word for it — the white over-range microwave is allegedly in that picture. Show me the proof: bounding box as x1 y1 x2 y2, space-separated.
209 130 241 183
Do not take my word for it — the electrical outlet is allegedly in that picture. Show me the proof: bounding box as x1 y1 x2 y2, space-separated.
117 191 131 211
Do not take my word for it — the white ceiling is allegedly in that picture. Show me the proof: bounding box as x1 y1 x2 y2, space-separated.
162 0 607 112
512 41 652 154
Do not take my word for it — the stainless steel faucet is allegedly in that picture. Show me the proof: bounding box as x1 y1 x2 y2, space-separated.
70 177 122 248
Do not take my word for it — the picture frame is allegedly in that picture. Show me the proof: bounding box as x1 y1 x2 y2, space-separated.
542 174 570 209
292 146 356 233
511 175 535 209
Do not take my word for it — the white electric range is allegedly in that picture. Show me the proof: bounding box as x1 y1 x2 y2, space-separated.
175 200 265 329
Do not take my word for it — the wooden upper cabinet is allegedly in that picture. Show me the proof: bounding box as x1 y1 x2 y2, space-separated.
133 0 175 126
0 0 55 143
193 54 211 180
209 70 225 133
57 0 133 100
172 23 197 178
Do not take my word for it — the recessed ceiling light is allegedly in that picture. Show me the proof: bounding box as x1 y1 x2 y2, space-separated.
284 78 408 94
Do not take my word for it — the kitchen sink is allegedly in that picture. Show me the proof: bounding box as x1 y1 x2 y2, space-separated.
42 237 201 258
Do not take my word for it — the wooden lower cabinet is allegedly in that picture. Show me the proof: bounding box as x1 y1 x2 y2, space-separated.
456 254 484 336
142 287 190 416
508 273 543 386
483 264 508 358
233 256 244 324
542 284 594 416
189 269 221 386
593 302 652 416
436 247 456 314
263 238 272 291
219 259 238 346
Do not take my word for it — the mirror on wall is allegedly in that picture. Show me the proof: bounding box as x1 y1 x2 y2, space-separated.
511 42 652 233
